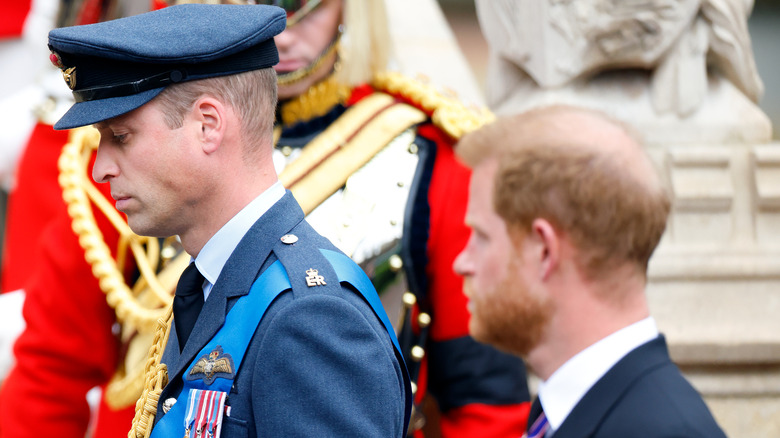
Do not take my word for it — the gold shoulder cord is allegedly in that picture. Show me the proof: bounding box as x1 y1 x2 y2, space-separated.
128 305 172 438
57 127 182 438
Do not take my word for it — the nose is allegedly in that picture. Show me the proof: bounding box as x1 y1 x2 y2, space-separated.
92 140 118 184
273 29 295 53
453 239 473 278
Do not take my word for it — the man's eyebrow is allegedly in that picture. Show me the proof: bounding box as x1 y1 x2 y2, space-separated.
94 116 126 130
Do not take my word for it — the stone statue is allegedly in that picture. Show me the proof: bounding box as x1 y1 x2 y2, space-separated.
476 0 770 143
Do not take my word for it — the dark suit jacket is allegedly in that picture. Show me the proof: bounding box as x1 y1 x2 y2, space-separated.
536 335 726 438
154 191 408 437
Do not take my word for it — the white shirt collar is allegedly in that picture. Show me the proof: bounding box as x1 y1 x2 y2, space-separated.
538 317 659 435
193 181 285 300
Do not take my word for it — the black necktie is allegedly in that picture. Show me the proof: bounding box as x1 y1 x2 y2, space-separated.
173 263 205 351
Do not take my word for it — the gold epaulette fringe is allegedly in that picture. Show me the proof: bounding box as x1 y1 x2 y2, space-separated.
371 71 495 140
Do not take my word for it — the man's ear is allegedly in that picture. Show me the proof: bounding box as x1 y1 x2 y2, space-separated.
530 218 560 280
193 97 225 154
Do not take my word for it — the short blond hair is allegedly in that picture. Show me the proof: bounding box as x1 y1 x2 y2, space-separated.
154 68 278 154
457 105 670 278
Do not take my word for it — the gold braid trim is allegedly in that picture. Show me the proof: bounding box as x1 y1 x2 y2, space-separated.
278 73 351 126
128 307 173 438
371 71 496 140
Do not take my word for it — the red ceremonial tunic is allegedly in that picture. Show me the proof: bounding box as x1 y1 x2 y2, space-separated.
0 0 32 39
0 123 135 437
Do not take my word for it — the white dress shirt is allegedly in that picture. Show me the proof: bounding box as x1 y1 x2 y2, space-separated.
193 181 286 300
537 317 659 436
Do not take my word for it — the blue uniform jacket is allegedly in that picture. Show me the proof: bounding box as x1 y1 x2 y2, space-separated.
532 335 725 438
154 191 408 437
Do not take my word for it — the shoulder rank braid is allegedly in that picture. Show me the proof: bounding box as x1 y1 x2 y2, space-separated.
371 71 495 141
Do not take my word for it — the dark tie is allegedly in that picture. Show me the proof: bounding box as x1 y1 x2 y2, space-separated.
173 262 205 351
526 397 549 438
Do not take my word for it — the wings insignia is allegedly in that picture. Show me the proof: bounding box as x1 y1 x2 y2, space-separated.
186 346 235 385
190 358 209 375
211 357 232 375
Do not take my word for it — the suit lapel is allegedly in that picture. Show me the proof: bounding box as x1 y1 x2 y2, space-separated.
165 191 305 383
553 336 671 438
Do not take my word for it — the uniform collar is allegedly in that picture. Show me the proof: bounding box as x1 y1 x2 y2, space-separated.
194 181 285 300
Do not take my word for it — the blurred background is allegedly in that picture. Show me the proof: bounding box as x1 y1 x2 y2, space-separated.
436 0 780 139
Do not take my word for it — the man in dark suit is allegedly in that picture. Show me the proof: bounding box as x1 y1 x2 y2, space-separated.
453 105 727 438
46 4 410 437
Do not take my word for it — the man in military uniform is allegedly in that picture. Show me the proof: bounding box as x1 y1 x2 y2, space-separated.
267 0 530 436
45 3 410 437
1 1 530 436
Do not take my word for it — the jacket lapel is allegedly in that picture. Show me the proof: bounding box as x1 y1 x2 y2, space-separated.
160 323 181 373
553 336 671 437
164 191 305 384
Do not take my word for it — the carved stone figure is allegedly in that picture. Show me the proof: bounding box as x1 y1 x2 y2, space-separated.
476 0 770 143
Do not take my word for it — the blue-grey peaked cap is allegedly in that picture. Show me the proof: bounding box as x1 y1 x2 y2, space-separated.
48 4 286 130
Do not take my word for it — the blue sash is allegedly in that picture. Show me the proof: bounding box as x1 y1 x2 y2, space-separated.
151 249 409 436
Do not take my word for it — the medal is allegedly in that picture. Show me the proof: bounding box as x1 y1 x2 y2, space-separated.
183 388 228 438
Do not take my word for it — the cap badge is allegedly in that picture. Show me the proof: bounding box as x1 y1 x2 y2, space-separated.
305 268 326 287
49 52 76 90
186 346 235 385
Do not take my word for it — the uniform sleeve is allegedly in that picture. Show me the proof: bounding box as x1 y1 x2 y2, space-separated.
420 124 531 437
251 292 406 437
0 132 124 437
